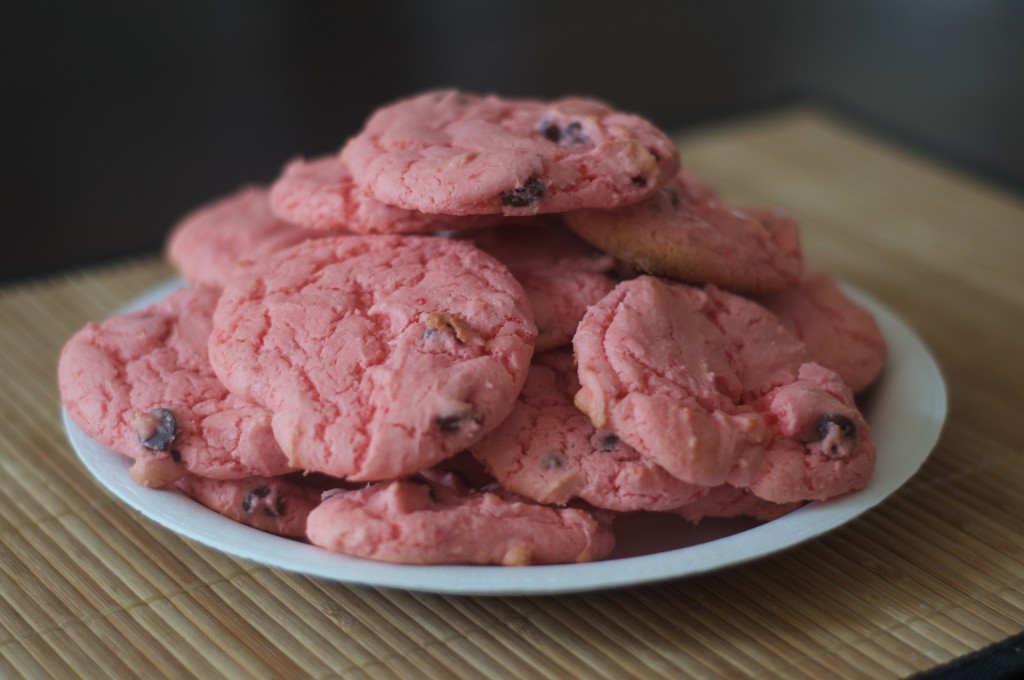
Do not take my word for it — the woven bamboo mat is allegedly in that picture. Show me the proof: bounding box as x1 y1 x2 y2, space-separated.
2 108 1022 679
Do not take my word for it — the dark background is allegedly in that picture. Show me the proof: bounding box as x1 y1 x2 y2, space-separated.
6 0 1024 284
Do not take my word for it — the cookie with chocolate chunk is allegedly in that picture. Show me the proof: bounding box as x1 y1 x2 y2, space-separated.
472 351 704 511
58 286 295 487
306 467 614 565
340 90 680 216
573 277 875 503
208 235 536 481
174 473 336 538
565 168 805 294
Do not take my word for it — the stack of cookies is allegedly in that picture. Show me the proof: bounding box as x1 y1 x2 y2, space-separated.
59 91 887 566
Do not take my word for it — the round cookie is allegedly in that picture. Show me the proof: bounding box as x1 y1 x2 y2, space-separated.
758 270 887 393
470 223 619 351
340 90 680 216
472 351 704 511
306 468 615 565
58 286 295 487
564 168 806 294
166 186 319 288
174 473 334 539
572 276 875 503
674 485 802 524
269 155 508 234
208 235 536 481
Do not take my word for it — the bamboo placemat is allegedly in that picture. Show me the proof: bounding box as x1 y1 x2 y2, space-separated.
2 108 1022 679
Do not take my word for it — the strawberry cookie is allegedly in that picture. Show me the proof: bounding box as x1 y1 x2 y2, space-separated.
166 186 319 288
208 235 536 481
759 270 888 392
472 351 704 511
565 169 805 294
674 485 802 524
470 223 619 351
306 468 614 565
269 155 510 234
340 90 680 216
573 277 875 503
58 286 294 487
174 473 333 539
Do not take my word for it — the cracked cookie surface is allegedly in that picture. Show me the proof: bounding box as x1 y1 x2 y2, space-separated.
306 467 614 565
572 277 875 503
565 168 805 294
167 186 319 288
174 472 335 539
469 223 619 351
269 155 510 234
208 235 536 481
472 351 704 511
340 90 680 216
58 286 294 486
758 270 888 393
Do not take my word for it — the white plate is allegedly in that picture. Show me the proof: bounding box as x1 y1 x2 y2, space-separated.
64 279 947 596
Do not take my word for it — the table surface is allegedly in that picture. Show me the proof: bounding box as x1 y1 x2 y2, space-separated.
2 108 1022 679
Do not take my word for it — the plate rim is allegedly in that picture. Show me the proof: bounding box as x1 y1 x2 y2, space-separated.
63 278 948 596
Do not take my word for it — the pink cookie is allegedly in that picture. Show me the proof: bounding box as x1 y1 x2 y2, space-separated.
758 270 888 393
269 155 509 234
564 169 806 294
208 235 536 481
340 90 680 216
174 473 334 539
674 485 802 524
472 351 704 512
58 287 294 487
166 186 319 288
470 223 619 351
573 277 875 503
306 468 614 565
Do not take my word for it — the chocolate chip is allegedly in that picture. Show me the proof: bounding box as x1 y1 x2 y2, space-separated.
815 413 858 442
436 411 481 434
242 485 285 517
540 121 562 143
597 432 620 452
265 496 286 518
542 452 565 470
501 177 545 208
137 408 177 452
631 176 647 187
538 120 589 146
562 121 588 145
